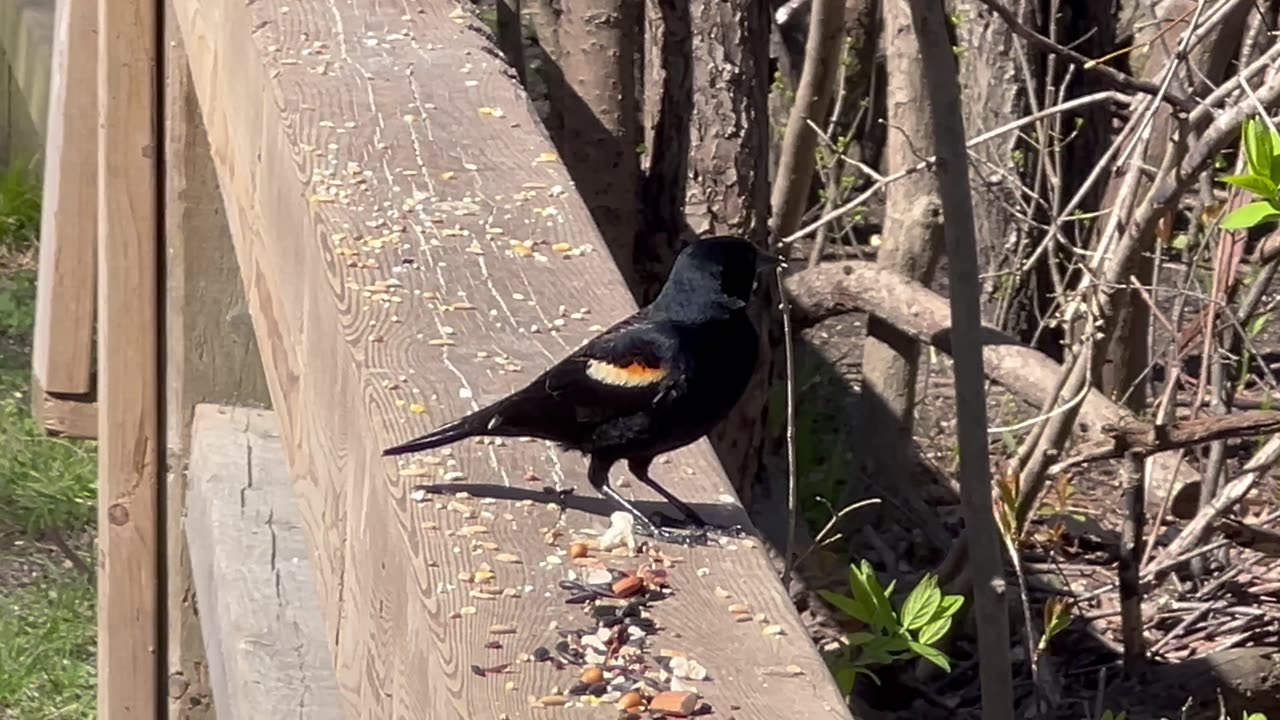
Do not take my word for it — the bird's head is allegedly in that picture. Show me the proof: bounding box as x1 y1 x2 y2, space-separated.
664 236 783 307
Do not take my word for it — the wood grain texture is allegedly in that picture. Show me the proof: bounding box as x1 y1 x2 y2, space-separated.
161 6 274 716
31 374 96 438
97 0 160 717
169 0 852 717
33 0 95 396
185 404 341 720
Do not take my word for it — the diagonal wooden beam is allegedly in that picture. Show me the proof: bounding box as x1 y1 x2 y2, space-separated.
33 0 96 400
169 0 853 716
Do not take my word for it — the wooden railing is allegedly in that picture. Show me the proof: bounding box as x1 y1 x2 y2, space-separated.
33 0 855 717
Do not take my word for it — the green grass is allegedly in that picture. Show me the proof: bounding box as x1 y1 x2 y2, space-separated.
0 163 97 720
0 164 41 257
0 388 97 536
0 567 95 719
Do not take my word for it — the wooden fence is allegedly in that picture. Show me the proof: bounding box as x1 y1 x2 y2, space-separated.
0 0 54 168
31 1 854 717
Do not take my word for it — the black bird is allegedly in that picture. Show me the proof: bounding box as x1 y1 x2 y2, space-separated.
381 236 779 544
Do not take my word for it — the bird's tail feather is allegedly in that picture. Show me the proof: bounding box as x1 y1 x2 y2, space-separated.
381 407 497 457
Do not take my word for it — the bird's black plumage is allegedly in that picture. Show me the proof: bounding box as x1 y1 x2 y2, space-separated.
382 236 778 544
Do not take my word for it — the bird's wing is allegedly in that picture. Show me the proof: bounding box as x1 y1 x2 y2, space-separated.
542 312 685 414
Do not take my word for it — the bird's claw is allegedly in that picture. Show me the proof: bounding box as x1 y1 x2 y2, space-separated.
635 519 711 547
651 512 748 540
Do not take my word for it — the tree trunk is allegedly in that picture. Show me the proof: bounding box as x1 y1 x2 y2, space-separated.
640 0 773 502
770 0 849 238
853 0 943 495
949 0 1030 321
527 0 643 290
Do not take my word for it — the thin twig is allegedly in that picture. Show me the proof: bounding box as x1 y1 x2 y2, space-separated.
1119 451 1147 671
782 91 1128 244
779 264 800 589
970 0 1198 112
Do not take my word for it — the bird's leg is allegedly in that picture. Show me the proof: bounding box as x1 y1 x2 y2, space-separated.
626 457 708 525
588 456 707 547
626 457 746 538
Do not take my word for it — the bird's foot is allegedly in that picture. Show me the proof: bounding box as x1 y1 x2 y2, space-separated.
651 511 748 540
634 516 711 547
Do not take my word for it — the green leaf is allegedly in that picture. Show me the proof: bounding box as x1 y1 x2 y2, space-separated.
1245 118 1274 180
862 563 900 631
1221 200 1280 230
1221 173 1278 199
916 616 953 645
845 566 883 628
1242 713 1268 720
857 634 910 660
839 661 880 691
907 640 952 672
1272 128 1280 182
844 631 878 647
850 560 897 632
854 637 899 666
819 590 873 625
1042 600 1073 643
1248 311 1273 338
900 576 942 630
938 594 965 618
835 665 858 694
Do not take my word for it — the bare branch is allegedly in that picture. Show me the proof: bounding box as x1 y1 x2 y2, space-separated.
783 260 1200 491
970 0 1198 112
783 91 1128 244
770 0 847 237
1119 451 1147 671
1144 434 1280 580
1050 410 1280 472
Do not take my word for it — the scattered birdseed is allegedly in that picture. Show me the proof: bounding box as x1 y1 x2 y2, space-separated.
489 624 518 635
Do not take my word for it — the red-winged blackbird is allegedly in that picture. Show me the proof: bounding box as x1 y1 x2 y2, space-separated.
382 236 779 544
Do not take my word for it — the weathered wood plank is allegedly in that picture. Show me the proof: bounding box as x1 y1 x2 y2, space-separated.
97 0 160 717
33 0 96 397
31 374 95 439
185 404 341 720
161 4 274 715
169 0 851 717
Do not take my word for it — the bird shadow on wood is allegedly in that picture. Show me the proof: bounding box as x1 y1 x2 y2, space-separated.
411 481 756 533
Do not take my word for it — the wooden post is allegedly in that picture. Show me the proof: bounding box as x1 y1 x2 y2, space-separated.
97 0 161 717
32 0 96 427
161 5 272 715
184 405 339 720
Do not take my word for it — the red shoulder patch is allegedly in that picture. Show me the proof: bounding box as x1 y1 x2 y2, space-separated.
585 359 667 387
